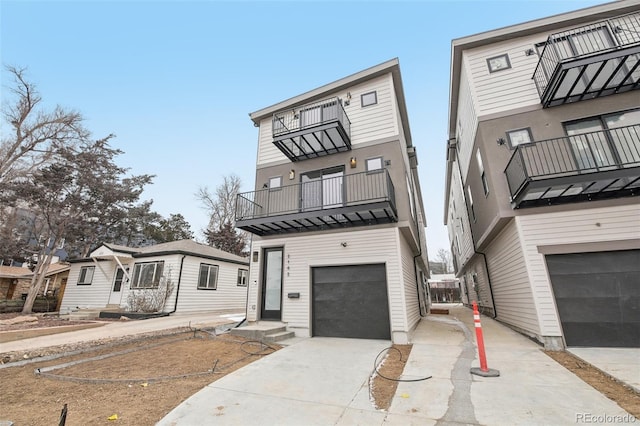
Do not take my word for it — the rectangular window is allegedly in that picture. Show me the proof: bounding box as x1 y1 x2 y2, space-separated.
467 186 476 222
366 157 383 172
506 128 533 148
486 54 511 73
131 261 164 289
77 266 95 285
198 263 218 290
361 91 377 107
237 269 248 287
476 150 489 196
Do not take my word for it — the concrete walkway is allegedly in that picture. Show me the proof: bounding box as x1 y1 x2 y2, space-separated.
160 305 638 425
568 347 640 393
0 311 244 354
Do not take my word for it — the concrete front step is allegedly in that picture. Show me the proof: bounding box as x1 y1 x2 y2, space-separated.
67 307 122 320
230 322 294 343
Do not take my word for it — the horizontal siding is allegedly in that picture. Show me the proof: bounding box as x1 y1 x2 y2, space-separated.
447 163 474 270
61 260 120 312
464 34 544 116
247 227 405 337
456 63 479 182
485 220 540 336
256 74 398 166
61 254 248 314
400 232 419 332
516 204 640 336
174 255 247 313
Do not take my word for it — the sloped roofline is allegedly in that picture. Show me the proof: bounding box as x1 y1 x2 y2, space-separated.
249 58 413 148
444 0 640 223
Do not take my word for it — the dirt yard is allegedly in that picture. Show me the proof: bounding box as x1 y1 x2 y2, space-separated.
0 314 404 425
1 314 637 423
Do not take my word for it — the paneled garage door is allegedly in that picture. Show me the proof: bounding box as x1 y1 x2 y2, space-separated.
546 249 640 347
312 264 390 340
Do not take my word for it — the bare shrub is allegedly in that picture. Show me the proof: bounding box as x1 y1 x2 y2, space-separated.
126 270 175 313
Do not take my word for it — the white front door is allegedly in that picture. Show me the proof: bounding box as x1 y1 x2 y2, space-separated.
108 268 125 305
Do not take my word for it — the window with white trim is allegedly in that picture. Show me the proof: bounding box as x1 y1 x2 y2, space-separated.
77 266 95 285
131 261 164 289
506 128 533 148
198 263 218 290
237 269 248 287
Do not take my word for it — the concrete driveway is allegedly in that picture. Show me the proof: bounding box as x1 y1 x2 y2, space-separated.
158 338 391 425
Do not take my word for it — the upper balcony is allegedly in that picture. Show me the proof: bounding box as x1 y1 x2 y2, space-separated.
272 97 351 162
235 169 397 236
533 11 640 108
505 124 640 208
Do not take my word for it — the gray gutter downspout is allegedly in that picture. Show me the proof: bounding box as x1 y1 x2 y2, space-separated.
169 255 186 314
454 151 498 318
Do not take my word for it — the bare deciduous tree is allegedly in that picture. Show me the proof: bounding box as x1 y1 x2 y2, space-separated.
436 248 454 273
0 66 89 185
196 174 248 256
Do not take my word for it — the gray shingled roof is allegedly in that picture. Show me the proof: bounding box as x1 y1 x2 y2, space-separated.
135 239 248 264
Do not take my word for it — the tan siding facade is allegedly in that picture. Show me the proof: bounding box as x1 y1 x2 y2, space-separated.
516 204 640 337
455 63 479 182
399 232 420 333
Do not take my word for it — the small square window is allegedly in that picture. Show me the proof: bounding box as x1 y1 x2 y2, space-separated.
269 176 282 190
361 91 377 107
366 157 383 172
486 54 511 73
506 128 533 148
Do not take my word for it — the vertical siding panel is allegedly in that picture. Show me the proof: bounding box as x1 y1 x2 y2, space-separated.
485 220 540 336
456 62 479 182
517 204 640 336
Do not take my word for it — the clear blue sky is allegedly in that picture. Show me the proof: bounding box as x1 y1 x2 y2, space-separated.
1 0 603 258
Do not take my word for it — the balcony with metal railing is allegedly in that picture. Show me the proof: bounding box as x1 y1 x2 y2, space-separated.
272 97 351 162
533 11 640 108
505 124 640 208
235 169 397 236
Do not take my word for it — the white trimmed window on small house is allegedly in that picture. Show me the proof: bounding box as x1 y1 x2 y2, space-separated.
198 263 218 290
77 266 95 285
131 261 164 289
237 269 248 287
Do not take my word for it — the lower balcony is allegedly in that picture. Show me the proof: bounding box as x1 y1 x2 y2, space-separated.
235 170 397 236
505 125 640 208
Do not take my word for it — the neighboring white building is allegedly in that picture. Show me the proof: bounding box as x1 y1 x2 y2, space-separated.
236 59 430 344
444 1 640 348
60 240 249 315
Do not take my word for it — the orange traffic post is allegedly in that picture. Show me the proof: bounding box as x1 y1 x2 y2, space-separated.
470 301 500 377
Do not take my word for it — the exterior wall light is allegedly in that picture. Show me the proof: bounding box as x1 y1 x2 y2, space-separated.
350 157 357 168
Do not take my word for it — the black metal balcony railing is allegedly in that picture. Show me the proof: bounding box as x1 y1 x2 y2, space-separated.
272 97 351 162
235 169 397 236
505 124 640 208
533 11 640 108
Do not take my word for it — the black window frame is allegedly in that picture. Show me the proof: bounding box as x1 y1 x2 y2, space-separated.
506 127 533 149
198 263 219 290
131 261 164 289
237 268 248 287
77 266 95 286
361 91 377 107
476 150 489 197
486 53 511 73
